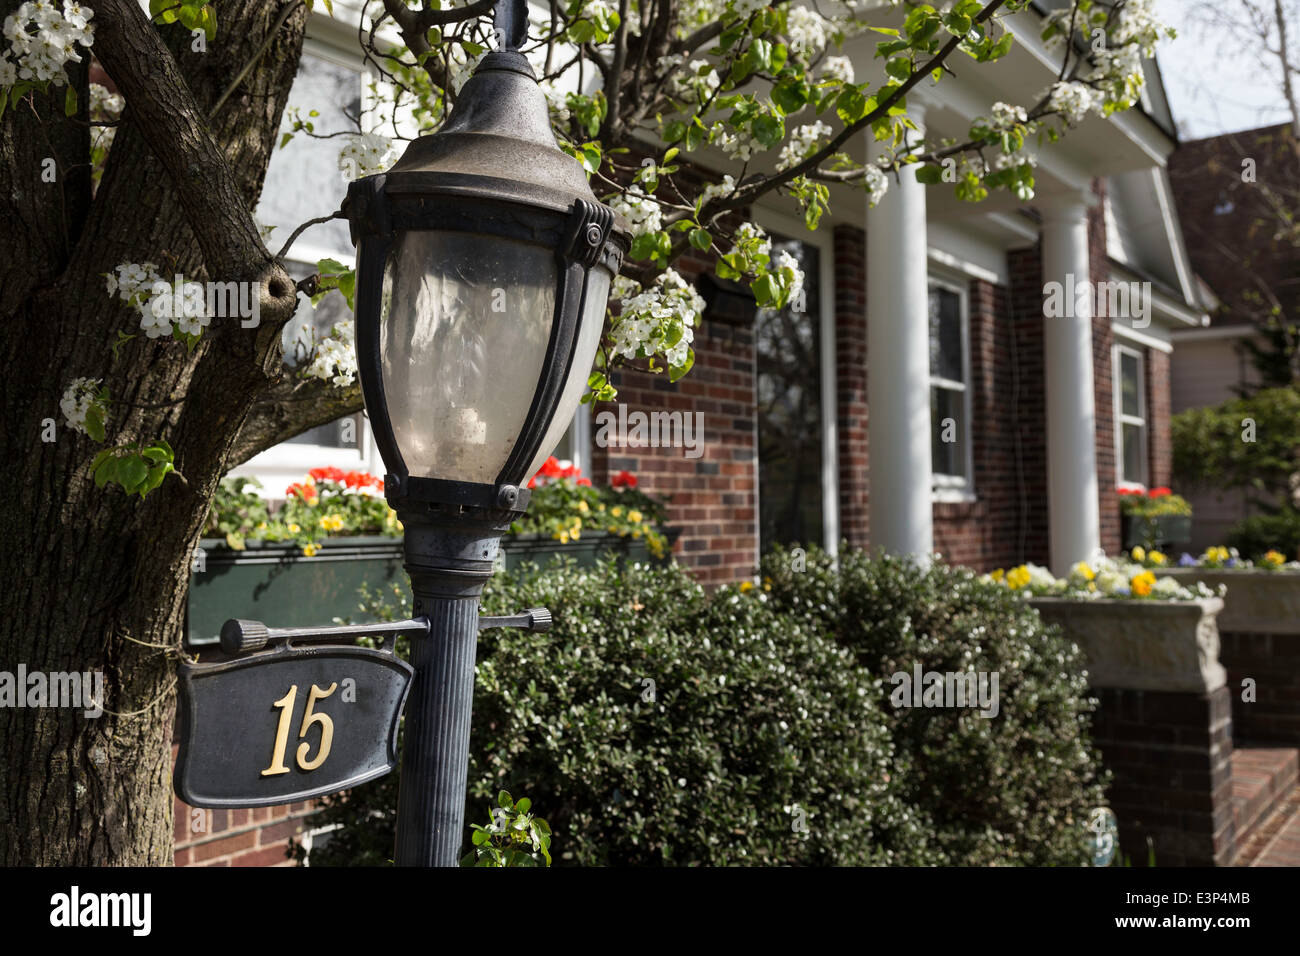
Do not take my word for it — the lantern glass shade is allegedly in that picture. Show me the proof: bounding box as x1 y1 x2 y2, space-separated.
380 230 557 483
524 263 612 479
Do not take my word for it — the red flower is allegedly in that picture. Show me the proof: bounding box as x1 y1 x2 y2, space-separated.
1149 487 1172 498
612 470 638 489
309 466 345 483
527 475 538 489
539 456 563 478
286 481 317 502
576 477 592 487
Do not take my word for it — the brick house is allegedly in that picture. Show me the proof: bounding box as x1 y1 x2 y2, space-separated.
190 2 1208 864
1167 123 1300 548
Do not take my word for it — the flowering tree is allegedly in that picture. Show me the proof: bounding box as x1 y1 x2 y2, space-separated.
0 0 1169 863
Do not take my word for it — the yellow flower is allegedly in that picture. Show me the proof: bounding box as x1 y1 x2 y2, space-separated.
627 509 643 524
288 523 301 534
990 568 1005 582
256 521 268 532
739 581 754 592
1148 550 1167 566
1263 550 1286 568
319 513 344 532
1131 570 1156 597
301 543 320 557
611 506 623 518
1073 561 1095 581
1131 546 1146 563
577 500 589 514
556 530 570 544
1006 565 1031 590
571 527 581 540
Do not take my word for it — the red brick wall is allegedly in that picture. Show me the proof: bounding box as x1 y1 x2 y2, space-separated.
589 243 758 585
172 737 313 866
833 223 870 550
1005 244 1052 567
1147 348 1172 489
1090 182 1121 556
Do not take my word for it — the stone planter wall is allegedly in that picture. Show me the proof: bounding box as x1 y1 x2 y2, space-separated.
1156 569 1300 748
1029 597 1236 866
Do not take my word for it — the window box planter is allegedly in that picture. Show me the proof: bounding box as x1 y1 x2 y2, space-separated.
500 528 675 571
187 536 404 648
1027 596 1226 693
1153 568 1300 634
1121 513 1192 551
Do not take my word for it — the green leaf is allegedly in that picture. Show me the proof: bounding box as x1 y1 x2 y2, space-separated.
751 114 784 149
914 164 943 185
689 228 711 251
669 349 695 383
461 41 484 55
64 83 77 117
84 405 106 443
119 455 148 491
772 78 808 115
515 797 531 813
498 790 512 809
836 87 870 125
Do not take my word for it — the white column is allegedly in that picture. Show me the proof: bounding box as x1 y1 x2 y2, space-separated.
1040 195 1102 574
867 105 933 559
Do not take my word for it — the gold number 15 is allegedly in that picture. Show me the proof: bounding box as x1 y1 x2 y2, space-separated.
261 682 337 777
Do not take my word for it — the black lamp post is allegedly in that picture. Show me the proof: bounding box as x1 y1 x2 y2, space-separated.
343 7 628 867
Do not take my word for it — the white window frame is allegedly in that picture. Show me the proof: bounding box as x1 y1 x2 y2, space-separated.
754 207 840 559
1113 342 1149 491
927 274 974 502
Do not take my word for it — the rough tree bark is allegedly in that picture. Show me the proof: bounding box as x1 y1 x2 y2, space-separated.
0 0 360 865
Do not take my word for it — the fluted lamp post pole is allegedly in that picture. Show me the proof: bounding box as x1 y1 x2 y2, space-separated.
342 0 628 866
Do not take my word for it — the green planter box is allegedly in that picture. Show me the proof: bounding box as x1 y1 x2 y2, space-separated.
500 529 672 571
187 536 405 648
1121 513 1192 550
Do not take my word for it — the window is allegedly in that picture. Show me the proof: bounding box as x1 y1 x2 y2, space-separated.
757 236 824 551
1114 344 1148 488
928 280 972 495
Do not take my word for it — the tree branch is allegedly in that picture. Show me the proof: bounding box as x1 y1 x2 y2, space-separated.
88 0 298 319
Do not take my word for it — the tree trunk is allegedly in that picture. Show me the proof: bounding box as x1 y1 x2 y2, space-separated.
0 0 354 864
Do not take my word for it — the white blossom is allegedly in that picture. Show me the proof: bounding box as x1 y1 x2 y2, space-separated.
610 269 703 368
785 6 830 58
820 55 854 85
304 320 358 388
699 173 736 207
862 163 888 208
59 376 102 435
777 120 832 171
1 1 95 87
1047 81 1104 124
610 184 662 237
338 133 396 178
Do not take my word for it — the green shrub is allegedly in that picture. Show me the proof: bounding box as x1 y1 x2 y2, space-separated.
299 551 1107 867
761 547 1108 867
300 558 935 866
471 558 934 866
1227 508 1300 561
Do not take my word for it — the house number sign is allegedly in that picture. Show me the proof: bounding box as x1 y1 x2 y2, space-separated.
174 642 413 808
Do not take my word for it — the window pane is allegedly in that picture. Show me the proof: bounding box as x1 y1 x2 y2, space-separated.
257 53 360 257
1120 351 1141 418
758 237 823 551
928 286 963 383
931 386 968 479
1121 422 1145 484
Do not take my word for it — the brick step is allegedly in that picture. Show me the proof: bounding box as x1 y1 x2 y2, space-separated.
1231 746 1299 857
